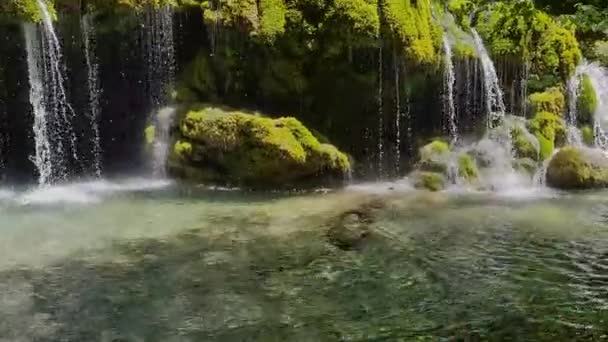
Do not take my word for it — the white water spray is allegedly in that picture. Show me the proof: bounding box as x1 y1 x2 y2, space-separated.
443 37 458 143
82 14 102 177
472 29 506 128
152 107 176 176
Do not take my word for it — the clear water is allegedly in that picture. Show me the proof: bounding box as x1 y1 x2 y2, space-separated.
1 180 607 340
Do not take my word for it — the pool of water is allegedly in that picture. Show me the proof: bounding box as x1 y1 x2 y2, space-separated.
1 178 607 341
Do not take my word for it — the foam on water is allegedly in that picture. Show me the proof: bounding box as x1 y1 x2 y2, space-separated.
4 178 173 206
346 179 414 194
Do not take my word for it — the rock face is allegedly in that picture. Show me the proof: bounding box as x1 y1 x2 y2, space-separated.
168 106 351 188
546 147 608 189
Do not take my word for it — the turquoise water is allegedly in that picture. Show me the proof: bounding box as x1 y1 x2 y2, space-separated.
0 179 607 341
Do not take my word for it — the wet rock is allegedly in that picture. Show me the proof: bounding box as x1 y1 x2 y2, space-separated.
327 199 384 250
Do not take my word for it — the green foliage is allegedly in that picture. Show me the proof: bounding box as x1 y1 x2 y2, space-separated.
382 0 443 66
476 0 582 79
528 87 565 116
577 74 598 126
257 0 287 41
0 0 55 22
448 0 475 29
527 111 566 160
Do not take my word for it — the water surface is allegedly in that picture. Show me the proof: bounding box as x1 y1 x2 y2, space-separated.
1 179 607 341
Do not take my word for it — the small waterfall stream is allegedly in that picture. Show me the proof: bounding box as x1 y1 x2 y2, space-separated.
393 47 401 174
152 107 176 176
23 0 81 184
141 6 175 109
81 14 102 177
472 29 506 128
377 44 384 178
443 37 458 143
573 63 608 149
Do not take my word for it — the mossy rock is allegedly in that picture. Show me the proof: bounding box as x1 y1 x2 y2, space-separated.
417 139 450 173
577 75 598 126
528 87 565 116
168 106 351 188
527 112 566 160
457 153 478 181
581 125 594 147
546 147 608 189
511 125 540 161
144 125 155 146
413 171 446 192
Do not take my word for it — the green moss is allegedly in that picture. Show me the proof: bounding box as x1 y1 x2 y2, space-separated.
513 157 538 176
476 0 581 80
581 125 594 146
511 125 539 161
418 139 450 173
172 106 351 187
144 125 156 145
0 0 56 22
546 147 608 189
382 0 443 66
457 153 479 181
527 111 566 160
173 140 193 159
414 172 446 192
453 42 477 59
528 87 565 116
577 74 598 126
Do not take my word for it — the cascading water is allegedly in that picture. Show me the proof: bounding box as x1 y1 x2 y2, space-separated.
152 107 176 176
571 62 608 149
81 14 102 177
377 44 384 178
566 71 584 146
141 6 176 176
393 47 401 174
23 0 81 184
141 6 175 109
472 29 506 128
443 37 458 143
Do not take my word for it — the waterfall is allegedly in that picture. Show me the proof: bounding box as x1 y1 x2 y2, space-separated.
472 29 506 128
24 0 81 184
443 37 458 143
566 70 583 146
81 14 102 177
571 62 608 149
393 47 401 174
141 6 175 109
377 44 384 178
521 60 529 117
152 107 176 176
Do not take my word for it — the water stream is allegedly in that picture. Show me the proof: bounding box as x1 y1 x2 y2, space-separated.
472 29 506 128
81 14 102 177
443 37 458 143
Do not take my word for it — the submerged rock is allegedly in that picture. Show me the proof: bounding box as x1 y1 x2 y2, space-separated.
327 199 384 250
168 106 351 188
546 147 608 189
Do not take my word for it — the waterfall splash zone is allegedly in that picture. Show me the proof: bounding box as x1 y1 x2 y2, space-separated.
573 62 608 149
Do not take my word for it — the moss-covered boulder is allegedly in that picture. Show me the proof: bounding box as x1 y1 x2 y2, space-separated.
546 147 608 189
527 112 566 160
528 87 565 116
417 139 450 173
168 106 351 188
412 171 446 192
577 75 598 126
